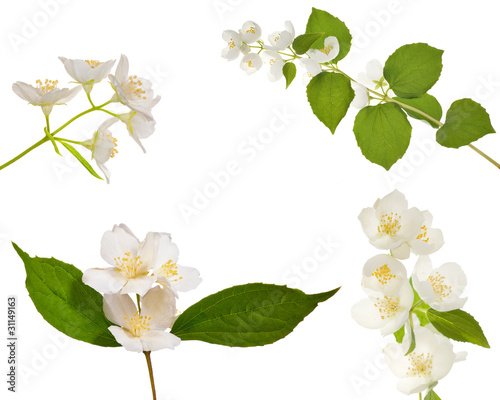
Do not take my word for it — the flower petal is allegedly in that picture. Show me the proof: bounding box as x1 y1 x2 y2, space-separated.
141 286 177 330
82 268 127 294
103 293 137 327
120 275 156 297
140 331 181 351
109 326 143 352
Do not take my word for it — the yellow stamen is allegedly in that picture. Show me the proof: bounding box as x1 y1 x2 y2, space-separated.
34 79 58 93
429 272 452 300
416 225 430 243
378 212 402 235
125 311 151 336
320 45 333 55
375 295 400 319
160 259 182 282
85 59 101 69
372 264 396 285
407 352 433 377
127 75 147 100
114 252 142 278
228 38 236 49
246 27 256 34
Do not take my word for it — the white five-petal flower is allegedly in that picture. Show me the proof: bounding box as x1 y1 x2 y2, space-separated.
104 286 180 352
298 58 322 84
362 254 408 296
83 224 157 296
352 279 414 335
117 111 156 153
239 21 262 43
221 30 246 61
383 325 457 394
358 190 425 252
268 21 295 50
59 57 115 94
261 51 285 82
412 256 467 311
307 36 340 63
109 54 160 121
12 79 81 116
151 232 202 296
82 118 119 183
240 53 263 75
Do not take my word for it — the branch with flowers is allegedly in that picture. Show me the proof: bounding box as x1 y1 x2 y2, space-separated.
221 8 499 171
1 55 160 182
12 224 339 399
352 190 489 399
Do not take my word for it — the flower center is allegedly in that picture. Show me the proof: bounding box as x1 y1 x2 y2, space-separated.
269 58 277 65
407 352 433 377
378 212 402 235
375 295 400 319
228 38 236 49
126 75 147 100
124 311 151 337
274 34 281 43
320 45 333 55
160 259 183 282
429 272 452 300
114 252 142 278
416 225 430 243
107 134 118 158
372 264 396 285
246 26 256 34
34 79 58 93
246 60 254 68
85 60 101 69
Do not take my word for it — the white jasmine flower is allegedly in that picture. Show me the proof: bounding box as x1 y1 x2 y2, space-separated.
391 211 444 259
240 53 263 75
239 21 261 43
299 58 322 84
383 325 457 394
358 190 425 252
366 59 384 81
351 280 414 335
307 36 340 63
12 79 81 116
261 51 285 82
151 232 201 296
412 256 467 312
108 54 160 121
117 111 155 153
104 286 180 352
268 21 295 50
362 254 408 296
82 118 119 183
352 82 369 109
221 30 245 61
83 224 157 296
59 57 115 94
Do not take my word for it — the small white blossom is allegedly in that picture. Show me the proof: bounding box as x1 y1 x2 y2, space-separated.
117 111 155 153
221 30 244 61
240 53 263 75
239 21 262 43
104 286 180 352
362 254 408 296
307 36 340 63
412 256 467 312
268 21 295 50
261 51 285 82
59 57 115 94
298 58 322 84
351 82 369 109
12 79 81 116
384 325 457 394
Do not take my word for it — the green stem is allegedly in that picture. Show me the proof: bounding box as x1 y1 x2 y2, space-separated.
144 351 157 400
44 115 61 156
86 92 95 108
0 100 113 171
54 137 87 146
136 294 141 313
468 143 500 169
419 392 422 400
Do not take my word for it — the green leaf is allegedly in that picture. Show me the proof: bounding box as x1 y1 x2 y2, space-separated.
353 102 412 170
384 43 444 98
427 308 490 348
292 32 325 55
436 98 495 148
13 243 119 347
305 8 352 63
404 321 416 356
59 141 103 180
410 277 430 326
170 283 340 347
424 390 442 400
283 62 297 89
307 72 354 135
394 94 443 128
394 324 405 343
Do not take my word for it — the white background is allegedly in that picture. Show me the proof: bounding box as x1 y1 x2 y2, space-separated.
1 0 499 399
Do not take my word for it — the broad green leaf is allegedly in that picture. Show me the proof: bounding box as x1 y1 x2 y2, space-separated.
424 390 442 400
384 43 443 98
305 8 352 63
307 72 354 135
353 102 412 170
427 308 490 348
436 98 495 148
404 321 416 356
292 32 325 55
394 324 405 343
13 243 119 347
283 62 297 89
394 94 443 128
171 283 339 347
59 141 103 180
